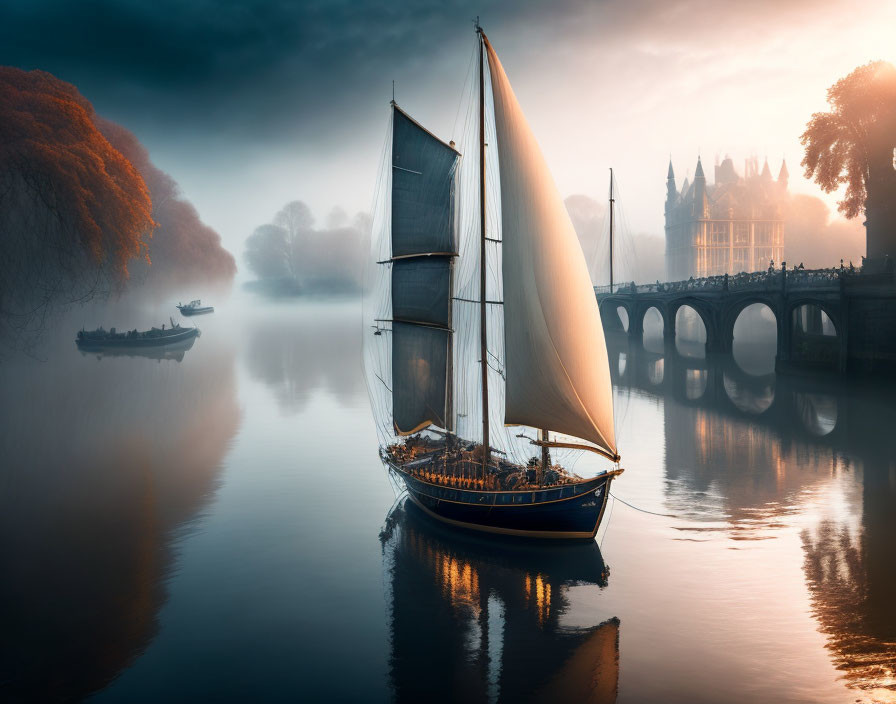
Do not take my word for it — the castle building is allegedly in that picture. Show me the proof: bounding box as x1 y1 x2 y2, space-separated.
665 156 787 280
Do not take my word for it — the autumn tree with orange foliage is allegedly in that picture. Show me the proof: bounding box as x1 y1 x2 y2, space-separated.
801 61 896 261
97 119 236 294
0 67 154 351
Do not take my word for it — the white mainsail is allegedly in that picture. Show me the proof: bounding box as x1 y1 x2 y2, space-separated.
484 37 618 459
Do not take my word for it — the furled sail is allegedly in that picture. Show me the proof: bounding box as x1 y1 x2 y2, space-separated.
483 38 618 459
389 104 460 435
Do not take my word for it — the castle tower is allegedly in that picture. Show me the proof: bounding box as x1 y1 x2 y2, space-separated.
664 154 786 280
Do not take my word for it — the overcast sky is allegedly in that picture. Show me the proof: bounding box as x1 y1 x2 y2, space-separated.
2 0 895 256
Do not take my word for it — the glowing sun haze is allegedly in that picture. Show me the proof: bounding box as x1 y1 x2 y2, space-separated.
1 0 893 259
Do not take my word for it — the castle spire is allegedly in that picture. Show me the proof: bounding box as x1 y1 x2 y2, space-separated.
666 159 677 211
761 158 772 180
693 156 707 218
694 156 706 182
778 159 789 187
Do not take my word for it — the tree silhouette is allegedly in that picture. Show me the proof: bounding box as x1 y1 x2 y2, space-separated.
245 223 291 280
244 201 367 295
0 67 154 350
801 61 896 259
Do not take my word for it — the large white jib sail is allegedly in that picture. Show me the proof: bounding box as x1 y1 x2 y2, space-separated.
483 36 618 460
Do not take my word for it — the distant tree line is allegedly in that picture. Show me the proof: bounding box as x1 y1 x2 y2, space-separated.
244 201 368 296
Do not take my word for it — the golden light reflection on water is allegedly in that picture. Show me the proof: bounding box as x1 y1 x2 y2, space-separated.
608 333 896 700
381 500 618 702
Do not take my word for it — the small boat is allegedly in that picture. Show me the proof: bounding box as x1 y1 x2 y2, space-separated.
78 334 198 362
364 25 623 541
177 299 214 316
76 318 199 350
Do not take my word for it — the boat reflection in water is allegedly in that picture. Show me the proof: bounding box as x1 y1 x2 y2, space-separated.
77 333 198 362
380 497 619 703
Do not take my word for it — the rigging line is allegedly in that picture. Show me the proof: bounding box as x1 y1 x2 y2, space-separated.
374 372 392 394
483 358 505 379
608 491 678 518
451 37 478 141
599 495 615 549
453 297 503 305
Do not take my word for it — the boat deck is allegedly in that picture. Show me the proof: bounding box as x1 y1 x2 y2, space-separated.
383 439 604 493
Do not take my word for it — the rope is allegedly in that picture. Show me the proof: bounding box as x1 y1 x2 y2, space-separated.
598 495 615 549
608 491 678 518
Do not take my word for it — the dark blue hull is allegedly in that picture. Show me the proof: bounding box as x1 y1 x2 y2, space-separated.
394 467 619 540
75 326 199 349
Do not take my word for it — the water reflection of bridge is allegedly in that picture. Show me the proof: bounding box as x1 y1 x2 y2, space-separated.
606 333 844 444
596 266 896 374
611 333 896 699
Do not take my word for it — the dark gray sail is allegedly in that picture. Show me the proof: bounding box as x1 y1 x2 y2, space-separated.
392 322 450 434
391 107 458 257
390 104 459 435
392 257 451 327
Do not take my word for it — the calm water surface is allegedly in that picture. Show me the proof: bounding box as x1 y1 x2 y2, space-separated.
1 298 894 703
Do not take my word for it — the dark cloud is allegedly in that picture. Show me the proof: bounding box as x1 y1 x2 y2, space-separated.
0 0 861 141
0 0 563 141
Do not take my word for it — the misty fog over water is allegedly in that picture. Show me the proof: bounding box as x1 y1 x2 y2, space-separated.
1 295 894 703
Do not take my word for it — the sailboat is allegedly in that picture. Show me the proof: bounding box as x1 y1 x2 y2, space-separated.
364 26 623 540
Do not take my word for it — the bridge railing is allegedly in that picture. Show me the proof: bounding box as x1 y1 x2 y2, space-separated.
594 266 850 297
786 268 844 289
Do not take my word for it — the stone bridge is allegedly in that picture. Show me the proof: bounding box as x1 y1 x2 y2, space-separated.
595 265 896 374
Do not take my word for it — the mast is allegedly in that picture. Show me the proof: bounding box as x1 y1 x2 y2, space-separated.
609 168 615 291
478 27 490 472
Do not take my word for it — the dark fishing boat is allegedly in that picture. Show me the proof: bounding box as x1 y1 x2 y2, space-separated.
78 334 197 362
177 299 214 315
364 26 623 541
76 319 199 351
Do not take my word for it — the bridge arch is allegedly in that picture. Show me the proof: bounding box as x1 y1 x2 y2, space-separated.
788 300 840 336
637 304 667 352
726 299 780 375
721 296 779 344
668 300 714 357
599 298 632 333
786 300 842 370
